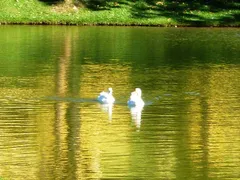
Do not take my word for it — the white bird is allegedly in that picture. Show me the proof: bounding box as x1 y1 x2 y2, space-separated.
97 87 115 104
127 88 145 107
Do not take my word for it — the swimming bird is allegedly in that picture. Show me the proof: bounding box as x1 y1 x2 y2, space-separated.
97 87 115 104
127 88 144 107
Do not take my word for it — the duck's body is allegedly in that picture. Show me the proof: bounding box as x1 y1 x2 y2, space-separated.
127 88 144 107
97 88 115 104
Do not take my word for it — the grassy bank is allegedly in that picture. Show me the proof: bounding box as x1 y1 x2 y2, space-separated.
0 0 239 27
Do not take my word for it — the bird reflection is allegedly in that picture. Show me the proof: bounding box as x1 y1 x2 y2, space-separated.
99 103 113 121
129 105 143 129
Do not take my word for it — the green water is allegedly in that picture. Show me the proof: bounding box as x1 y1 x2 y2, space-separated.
0 26 239 180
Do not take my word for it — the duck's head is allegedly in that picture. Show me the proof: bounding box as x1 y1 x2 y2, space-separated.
135 88 142 97
108 87 113 94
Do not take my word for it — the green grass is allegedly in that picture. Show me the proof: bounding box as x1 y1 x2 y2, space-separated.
0 0 239 27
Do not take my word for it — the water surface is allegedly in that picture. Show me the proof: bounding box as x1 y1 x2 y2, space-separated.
0 26 239 180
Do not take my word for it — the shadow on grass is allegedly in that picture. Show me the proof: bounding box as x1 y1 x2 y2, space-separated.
83 0 130 10
131 0 240 26
38 0 240 26
38 0 131 10
39 0 64 5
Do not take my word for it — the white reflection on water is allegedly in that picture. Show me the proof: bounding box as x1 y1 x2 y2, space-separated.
129 105 143 129
99 103 113 121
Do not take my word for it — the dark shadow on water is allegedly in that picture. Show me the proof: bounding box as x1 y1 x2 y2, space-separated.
44 96 98 103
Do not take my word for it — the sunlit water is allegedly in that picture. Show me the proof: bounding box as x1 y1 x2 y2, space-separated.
0 26 239 180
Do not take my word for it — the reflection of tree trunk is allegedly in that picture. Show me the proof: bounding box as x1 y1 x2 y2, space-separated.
199 72 210 179
57 33 71 97
54 32 72 178
54 29 81 179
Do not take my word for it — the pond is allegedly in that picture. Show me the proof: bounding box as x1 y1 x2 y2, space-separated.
0 25 239 180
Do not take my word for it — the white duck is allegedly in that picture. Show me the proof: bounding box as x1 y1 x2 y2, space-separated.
127 88 144 107
97 87 115 104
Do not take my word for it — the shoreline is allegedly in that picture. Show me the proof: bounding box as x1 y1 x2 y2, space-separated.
0 22 239 27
